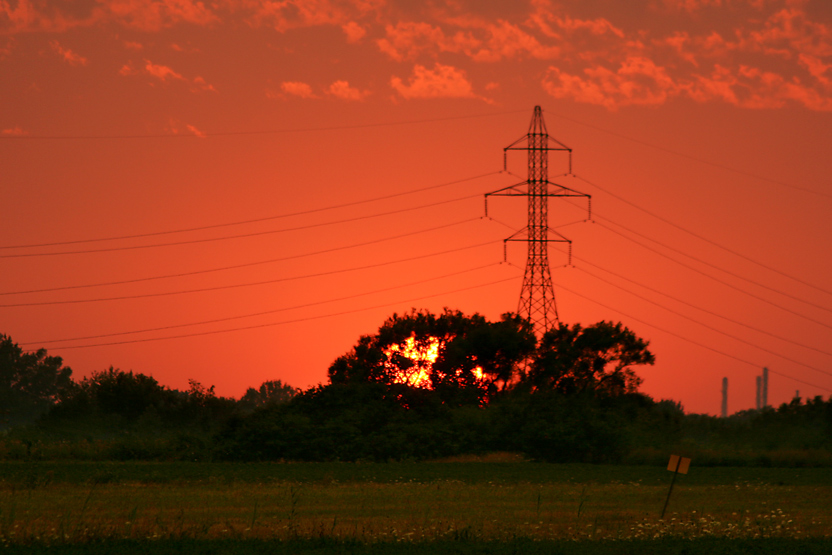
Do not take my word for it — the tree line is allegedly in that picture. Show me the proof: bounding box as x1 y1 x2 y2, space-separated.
2 310 831 464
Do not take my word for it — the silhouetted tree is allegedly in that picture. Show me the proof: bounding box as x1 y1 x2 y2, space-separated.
528 321 654 395
328 308 535 405
0 334 73 427
238 379 297 412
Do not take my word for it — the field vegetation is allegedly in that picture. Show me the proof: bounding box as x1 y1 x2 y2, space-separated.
0 461 831 550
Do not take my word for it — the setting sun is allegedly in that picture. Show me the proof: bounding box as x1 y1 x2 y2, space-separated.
385 335 484 388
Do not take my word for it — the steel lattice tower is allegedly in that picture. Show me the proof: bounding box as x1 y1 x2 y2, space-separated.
485 106 591 335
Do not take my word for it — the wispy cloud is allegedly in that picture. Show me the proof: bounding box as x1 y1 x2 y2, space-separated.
144 59 184 81
119 59 216 92
342 21 366 43
49 40 88 66
281 81 316 98
327 80 368 100
391 63 479 100
1 126 27 136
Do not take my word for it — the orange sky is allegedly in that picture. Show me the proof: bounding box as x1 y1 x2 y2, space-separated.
2 0 831 415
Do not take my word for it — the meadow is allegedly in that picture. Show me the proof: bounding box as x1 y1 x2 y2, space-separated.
2 460 831 553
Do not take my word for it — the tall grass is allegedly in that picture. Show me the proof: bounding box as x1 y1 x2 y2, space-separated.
1 475 830 546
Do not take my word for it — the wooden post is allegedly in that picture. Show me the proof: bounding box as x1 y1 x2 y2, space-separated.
662 455 690 519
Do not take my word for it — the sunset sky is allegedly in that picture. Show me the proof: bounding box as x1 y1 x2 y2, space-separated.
2 0 831 415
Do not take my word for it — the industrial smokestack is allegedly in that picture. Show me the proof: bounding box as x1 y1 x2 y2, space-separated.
756 376 761 410
764 367 770 407
721 377 728 418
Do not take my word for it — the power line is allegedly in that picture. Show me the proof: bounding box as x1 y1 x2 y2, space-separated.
595 216 832 314
0 171 502 250
0 194 488 258
25 262 510 345
0 109 529 140
0 219 487 307
573 174 832 297
545 272 832 393
43 274 521 350
490 213 832 358
505 168 832 314
597 221 832 332
544 109 832 200
567 251 832 359
0 237 498 297
575 265 832 379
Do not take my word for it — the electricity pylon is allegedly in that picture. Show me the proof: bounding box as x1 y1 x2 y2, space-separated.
485 106 591 336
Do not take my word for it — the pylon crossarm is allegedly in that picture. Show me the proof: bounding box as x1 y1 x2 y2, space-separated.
505 237 569 244
545 227 571 242
504 145 571 152
484 182 529 196
548 181 590 195
503 228 530 242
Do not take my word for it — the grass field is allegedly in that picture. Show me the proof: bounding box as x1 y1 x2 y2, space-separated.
1 460 830 552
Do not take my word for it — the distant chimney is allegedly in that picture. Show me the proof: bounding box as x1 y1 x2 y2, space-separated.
762 367 769 408
721 377 728 418
756 376 761 410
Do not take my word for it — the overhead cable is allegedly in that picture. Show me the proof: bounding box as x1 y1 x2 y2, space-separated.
0 195 487 258
42 274 521 350
24 262 510 345
490 214 832 358
574 174 832 297
547 273 832 393
544 109 832 200
0 237 498 297
576 265 832 379
0 219 486 307
0 109 529 140
568 251 832 359
597 222 832 332
0 171 502 250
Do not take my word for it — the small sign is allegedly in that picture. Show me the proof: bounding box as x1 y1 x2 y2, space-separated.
662 455 692 519
667 454 691 474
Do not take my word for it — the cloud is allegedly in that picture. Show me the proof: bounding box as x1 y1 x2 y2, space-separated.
543 55 832 111
377 19 558 62
327 79 367 100
192 75 216 91
542 56 676 109
376 21 448 61
799 53 832 87
166 118 208 136
119 59 216 92
49 40 88 66
467 19 560 62
124 40 143 50
686 63 832 110
2 126 27 135
144 59 184 81
0 37 13 59
105 0 218 32
281 81 316 98
241 0 382 33
342 20 365 43
185 123 206 137
390 63 477 100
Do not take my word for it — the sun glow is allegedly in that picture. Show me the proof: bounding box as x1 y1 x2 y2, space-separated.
385 336 484 388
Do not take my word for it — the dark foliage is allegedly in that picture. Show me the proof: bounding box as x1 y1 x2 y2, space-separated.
528 321 655 394
0 334 73 428
42 367 236 435
328 308 536 405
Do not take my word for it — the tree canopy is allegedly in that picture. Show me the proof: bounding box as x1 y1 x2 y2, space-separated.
529 321 655 395
327 308 536 405
327 310 655 403
0 334 73 427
